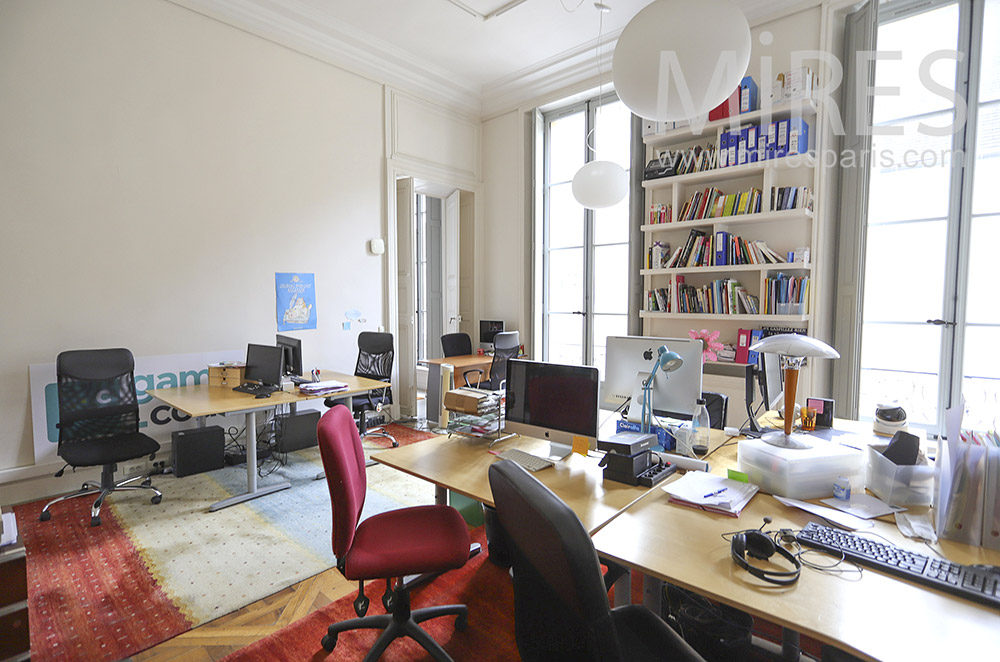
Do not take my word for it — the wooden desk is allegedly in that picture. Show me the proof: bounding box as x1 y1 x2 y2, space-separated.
372 433 653 535
147 372 388 511
592 433 1000 662
421 354 494 425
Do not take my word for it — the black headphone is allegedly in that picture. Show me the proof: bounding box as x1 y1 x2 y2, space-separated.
730 517 801 585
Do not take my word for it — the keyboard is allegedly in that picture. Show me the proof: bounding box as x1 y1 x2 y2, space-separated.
232 382 279 396
796 521 1000 609
496 448 555 472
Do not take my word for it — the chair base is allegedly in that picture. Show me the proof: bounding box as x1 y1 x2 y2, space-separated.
40 465 162 526
322 587 467 662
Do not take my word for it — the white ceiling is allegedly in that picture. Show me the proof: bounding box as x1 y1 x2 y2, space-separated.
170 0 814 116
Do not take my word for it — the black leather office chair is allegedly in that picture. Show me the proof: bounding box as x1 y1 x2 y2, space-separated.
488 460 705 662
441 332 472 358
464 331 519 391
701 392 729 430
40 348 162 527
325 331 397 447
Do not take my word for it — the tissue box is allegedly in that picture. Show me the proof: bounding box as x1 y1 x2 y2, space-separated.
867 444 935 506
738 437 865 499
616 419 674 451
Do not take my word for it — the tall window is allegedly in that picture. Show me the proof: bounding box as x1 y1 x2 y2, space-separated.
542 94 632 372
859 0 999 432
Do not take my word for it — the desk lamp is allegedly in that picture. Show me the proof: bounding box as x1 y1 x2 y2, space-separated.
747 334 840 449
641 345 684 434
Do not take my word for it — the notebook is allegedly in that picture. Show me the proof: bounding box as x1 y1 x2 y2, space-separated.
662 471 759 517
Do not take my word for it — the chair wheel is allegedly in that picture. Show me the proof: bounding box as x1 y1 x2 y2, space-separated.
91 516 101 527
151 494 162 505
392 440 399 447
321 633 337 652
455 613 468 632
39 510 51 522
142 478 152 487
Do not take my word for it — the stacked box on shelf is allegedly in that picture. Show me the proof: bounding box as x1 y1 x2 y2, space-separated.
764 273 810 315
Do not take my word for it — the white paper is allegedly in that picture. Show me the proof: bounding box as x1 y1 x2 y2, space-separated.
773 495 873 530
0 512 17 547
662 471 758 513
819 494 904 520
895 511 938 543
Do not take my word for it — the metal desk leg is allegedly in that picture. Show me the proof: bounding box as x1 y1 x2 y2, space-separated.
426 363 442 426
642 572 663 614
613 569 632 608
209 409 291 511
435 485 448 506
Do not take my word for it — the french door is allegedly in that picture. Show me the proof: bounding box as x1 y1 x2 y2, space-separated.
542 95 631 371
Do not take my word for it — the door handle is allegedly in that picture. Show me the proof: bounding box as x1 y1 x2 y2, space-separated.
926 319 956 326
572 311 586 315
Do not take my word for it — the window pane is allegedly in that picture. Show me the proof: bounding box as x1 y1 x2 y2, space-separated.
872 3 959 124
862 219 946 321
972 105 1000 215
962 325 1000 431
547 247 583 313
859 368 940 428
549 111 584 184
549 182 584 249
966 214 1000 324
593 244 628 314
548 314 583 366
595 100 632 167
979 0 1000 103
594 194 630 245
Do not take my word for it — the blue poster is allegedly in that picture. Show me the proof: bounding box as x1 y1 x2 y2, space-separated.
275 273 317 331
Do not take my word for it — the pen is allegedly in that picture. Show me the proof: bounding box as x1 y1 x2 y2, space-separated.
703 487 728 498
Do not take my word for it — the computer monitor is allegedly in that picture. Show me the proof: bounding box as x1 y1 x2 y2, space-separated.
601 336 704 421
243 344 284 387
480 320 504 347
504 359 600 451
758 352 785 410
275 334 302 377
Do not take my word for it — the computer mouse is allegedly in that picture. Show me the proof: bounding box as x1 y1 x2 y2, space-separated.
255 393 270 399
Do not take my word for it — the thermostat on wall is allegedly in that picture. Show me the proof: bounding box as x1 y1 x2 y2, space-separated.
369 238 385 255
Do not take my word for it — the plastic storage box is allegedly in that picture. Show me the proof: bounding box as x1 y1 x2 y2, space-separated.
737 437 865 499
866 444 935 506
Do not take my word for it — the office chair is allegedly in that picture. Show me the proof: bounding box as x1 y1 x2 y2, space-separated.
464 330 519 391
40 348 162 527
441 332 472 358
326 331 398 448
317 405 471 661
488 460 705 662
701 392 729 430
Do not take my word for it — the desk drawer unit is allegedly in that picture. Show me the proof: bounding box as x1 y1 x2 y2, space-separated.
0 508 29 662
208 365 245 387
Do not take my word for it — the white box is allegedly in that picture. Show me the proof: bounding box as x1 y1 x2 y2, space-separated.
867 444 935 507
738 437 866 499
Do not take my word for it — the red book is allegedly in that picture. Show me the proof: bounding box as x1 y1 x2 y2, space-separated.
735 328 751 364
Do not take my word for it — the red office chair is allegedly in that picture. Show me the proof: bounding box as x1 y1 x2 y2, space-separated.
317 405 471 661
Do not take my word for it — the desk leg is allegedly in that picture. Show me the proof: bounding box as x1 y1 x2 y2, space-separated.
209 409 291 511
642 572 663 615
613 570 632 608
426 363 441 426
435 485 447 506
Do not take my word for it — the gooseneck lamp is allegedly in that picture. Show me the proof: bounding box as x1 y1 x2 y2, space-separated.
747 334 840 449
641 345 684 434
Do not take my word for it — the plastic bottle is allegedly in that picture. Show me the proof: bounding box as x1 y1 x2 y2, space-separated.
690 398 711 456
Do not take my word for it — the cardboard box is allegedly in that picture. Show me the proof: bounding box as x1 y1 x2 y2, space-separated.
443 387 497 415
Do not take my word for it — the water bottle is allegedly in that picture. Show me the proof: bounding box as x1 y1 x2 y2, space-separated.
690 398 711 456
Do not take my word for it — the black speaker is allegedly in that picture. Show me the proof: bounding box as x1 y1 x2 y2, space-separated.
276 410 320 453
171 426 225 477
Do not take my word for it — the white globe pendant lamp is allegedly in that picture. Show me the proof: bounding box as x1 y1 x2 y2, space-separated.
613 0 751 121
573 160 628 209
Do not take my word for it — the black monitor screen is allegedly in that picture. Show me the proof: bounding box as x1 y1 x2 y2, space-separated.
276 334 302 377
504 359 599 446
480 320 504 345
244 344 284 387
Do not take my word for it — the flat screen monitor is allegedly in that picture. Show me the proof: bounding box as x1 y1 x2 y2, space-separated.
759 352 784 410
243 343 284 387
601 336 704 421
504 359 600 451
276 334 302 377
480 320 504 346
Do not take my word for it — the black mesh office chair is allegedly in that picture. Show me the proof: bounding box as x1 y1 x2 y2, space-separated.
441 332 472 358
488 460 705 662
464 330 519 391
40 348 162 527
326 332 397 448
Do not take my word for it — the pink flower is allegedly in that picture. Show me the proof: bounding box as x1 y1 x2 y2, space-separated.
688 329 725 362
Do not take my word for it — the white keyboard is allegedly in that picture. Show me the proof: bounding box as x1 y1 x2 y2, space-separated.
496 448 555 472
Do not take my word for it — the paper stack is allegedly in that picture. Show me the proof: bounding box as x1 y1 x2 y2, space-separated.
662 471 759 517
298 380 349 396
443 387 499 416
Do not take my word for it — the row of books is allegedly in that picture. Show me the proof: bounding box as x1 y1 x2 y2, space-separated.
771 186 812 211
646 241 671 270
763 273 810 314
647 286 672 313
660 229 787 269
652 143 718 178
648 203 672 225
675 186 764 221
719 118 810 168
675 277 761 315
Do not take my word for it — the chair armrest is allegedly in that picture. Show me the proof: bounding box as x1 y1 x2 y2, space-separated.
463 369 485 388
601 557 630 593
365 378 392 410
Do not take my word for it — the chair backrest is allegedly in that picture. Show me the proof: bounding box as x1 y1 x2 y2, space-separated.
701 391 729 430
317 405 368 563
56 348 140 445
355 332 394 381
487 331 520 390
441 332 472 357
493 330 519 350
489 460 623 662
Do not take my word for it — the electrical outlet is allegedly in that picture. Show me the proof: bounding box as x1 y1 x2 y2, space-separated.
122 460 148 477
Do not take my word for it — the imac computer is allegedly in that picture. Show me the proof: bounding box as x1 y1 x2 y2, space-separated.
276 334 303 378
601 336 704 422
480 320 504 349
243 344 284 388
504 359 600 455
759 351 785 410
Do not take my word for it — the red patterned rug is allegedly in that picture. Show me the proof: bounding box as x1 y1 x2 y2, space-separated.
221 528 519 662
373 423 436 447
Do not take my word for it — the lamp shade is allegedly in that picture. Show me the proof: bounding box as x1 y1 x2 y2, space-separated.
654 345 684 372
572 160 628 209
612 0 751 121
748 333 840 359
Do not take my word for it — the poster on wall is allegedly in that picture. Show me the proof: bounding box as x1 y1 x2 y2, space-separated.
276 272 317 332
29 350 243 466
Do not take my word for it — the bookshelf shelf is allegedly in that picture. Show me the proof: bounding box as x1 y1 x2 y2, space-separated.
643 99 820 149
639 311 811 323
641 208 813 233
641 262 811 277
642 152 815 191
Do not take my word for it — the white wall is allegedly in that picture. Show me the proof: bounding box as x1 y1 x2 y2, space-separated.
0 0 386 479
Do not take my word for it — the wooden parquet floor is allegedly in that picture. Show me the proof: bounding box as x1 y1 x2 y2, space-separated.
132 565 356 661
